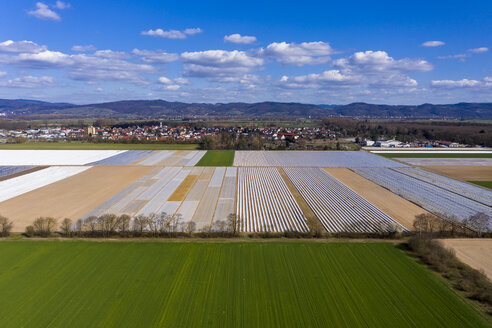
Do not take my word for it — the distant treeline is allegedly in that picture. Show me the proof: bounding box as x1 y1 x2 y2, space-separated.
322 118 492 147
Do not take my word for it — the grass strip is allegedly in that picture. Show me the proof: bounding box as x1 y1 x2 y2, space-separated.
196 150 235 166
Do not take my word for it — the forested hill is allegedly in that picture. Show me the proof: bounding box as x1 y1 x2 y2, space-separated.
0 99 491 119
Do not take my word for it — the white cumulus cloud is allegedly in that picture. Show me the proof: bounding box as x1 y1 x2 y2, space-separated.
0 40 46 53
28 2 61 21
141 28 203 39
431 78 491 88
468 47 488 54
260 41 335 66
0 75 55 88
72 45 96 52
224 34 257 44
421 41 445 47
132 49 179 64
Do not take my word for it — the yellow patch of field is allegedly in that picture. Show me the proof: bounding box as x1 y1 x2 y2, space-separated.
278 168 325 232
420 165 492 182
441 239 492 279
324 168 431 230
168 175 199 201
0 165 154 232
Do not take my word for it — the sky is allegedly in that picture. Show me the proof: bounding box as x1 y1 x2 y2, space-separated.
0 0 490 105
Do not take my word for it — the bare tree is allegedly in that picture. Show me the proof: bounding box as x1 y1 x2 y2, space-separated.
212 220 226 232
226 213 239 235
0 215 13 237
84 216 98 234
61 218 73 237
465 212 490 237
188 221 196 234
168 214 183 233
116 214 131 232
413 213 437 236
132 215 149 234
32 217 58 237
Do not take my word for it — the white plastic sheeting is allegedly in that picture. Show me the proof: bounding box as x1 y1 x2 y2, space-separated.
233 151 406 167
0 150 125 165
237 167 309 232
0 166 91 203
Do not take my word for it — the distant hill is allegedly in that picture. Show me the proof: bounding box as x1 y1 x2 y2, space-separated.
0 99 491 119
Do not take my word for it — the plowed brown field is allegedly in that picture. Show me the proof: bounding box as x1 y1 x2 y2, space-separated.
0 165 154 231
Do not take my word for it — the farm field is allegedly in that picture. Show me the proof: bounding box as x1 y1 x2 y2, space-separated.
376 152 492 158
0 142 201 150
353 167 492 227
0 166 153 231
196 150 235 166
283 168 405 232
0 150 124 165
324 168 430 230
0 241 489 328
396 158 492 166
233 150 405 167
441 239 492 279
470 181 492 189
420 165 492 182
0 150 490 233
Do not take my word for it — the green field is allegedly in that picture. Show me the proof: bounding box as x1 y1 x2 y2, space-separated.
196 150 235 166
469 181 492 189
0 241 488 328
0 142 200 150
378 152 492 158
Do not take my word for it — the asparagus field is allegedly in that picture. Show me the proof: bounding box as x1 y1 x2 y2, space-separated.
0 241 489 328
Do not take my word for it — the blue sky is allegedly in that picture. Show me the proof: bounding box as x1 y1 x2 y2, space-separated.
0 0 490 104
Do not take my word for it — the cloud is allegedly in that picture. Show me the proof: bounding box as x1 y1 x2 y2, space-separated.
0 71 7 78
72 45 96 52
28 2 61 21
421 41 445 47
181 50 263 67
224 34 257 44
4 47 154 84
278 70 354 89
181 50 264 81
0 40 46 53
260 41 335 66
438 47 489 61
163 85 180 90
0 75 54 88
431 77 491 88
141 28 202 39
94 50 129 59
279 51 428 91
53 1 70 9
174 77 190 85
158 77 172 84
333 50 433 72
468 47 488 54
132 49 179 64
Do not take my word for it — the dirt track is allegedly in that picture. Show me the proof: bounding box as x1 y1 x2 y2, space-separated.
0 165 154 232
324 168 431 230
441 239 492 279
420 165 492 182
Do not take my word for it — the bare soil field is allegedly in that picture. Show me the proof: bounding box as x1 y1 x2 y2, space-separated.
420 165 492 182
441 239 492 279
0 165 154 232
168 174 199 201
324 168 431 230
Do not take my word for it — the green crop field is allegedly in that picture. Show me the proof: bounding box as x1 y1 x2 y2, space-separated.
469 181 492 189
0 142 200 150
0 241 488 328
377 152 492 158
196 150 235 166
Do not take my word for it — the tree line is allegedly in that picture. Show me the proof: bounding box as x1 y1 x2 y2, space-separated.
322 118 492 147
